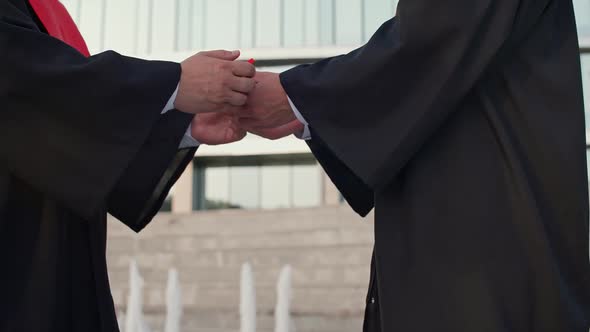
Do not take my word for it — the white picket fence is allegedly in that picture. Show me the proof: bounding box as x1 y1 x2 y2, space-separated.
118 261 294 332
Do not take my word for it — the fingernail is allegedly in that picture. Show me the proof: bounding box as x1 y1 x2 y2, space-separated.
232 50 240 56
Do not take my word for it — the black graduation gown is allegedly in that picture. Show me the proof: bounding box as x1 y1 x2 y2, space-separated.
281 0 590 330
0 1 197 331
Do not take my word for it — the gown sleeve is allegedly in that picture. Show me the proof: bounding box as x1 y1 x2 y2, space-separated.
307 130 374 217
0 0 186 221
281 0 519 192
107 110 197 232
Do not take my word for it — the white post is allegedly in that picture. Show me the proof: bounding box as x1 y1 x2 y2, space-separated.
125 260 149 332
274 265 294 332
240 263 257 332
164 269 183 332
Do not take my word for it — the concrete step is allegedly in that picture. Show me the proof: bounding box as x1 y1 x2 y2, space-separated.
112 284 368 315
118 310 364 332
107 225 374 253
108 263 370 287
108 206 373 238
107 245 373 270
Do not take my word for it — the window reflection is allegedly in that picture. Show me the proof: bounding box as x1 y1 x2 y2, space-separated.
261 166 291 209
319 0 335 45
176 0 191 51
335 0 363 45
230 166 260 209
193 155 322 211
574 0 590 40
293 164 322 208
203 167 233 209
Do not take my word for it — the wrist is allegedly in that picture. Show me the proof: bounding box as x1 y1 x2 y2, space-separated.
174 63 192 113
273 75 296 122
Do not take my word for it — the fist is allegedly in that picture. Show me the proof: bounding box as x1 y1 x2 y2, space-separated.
191 112 247 145
175 50 256 114
239 71 296 129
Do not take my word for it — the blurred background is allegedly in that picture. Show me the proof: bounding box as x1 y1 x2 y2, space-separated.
57 0 590 331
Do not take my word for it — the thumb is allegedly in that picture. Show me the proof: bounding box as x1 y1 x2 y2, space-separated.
200 49 240 61
245 120 305 140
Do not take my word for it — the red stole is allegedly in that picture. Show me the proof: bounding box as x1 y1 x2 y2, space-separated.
28 0 90 57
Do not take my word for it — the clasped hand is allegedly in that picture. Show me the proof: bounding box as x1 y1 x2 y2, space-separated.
174 50 304 145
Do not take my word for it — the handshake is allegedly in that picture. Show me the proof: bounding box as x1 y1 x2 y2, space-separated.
173 49 305 146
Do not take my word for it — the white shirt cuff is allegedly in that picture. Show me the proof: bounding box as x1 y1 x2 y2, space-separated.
162 84 179 114
287 96 311 140
161 83 200 148
179 123 200 149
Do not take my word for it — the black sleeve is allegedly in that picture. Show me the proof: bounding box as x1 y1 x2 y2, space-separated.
306 129 374 217
281 0 519 192
107 110 197 232
0 0 183 220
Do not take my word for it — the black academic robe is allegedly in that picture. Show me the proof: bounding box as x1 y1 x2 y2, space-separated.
281 0 590 330
0 1 197 331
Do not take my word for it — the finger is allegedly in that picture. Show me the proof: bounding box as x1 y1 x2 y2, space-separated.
225 116 248 142
200 49 240 61
232 61 256 78
227 76 257 94
246 120 305 140
231 128 248 142
239 117 275 129
224 92 248 106
216 104 248 116
232 105 255 117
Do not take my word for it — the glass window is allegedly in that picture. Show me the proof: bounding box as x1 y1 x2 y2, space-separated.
229 166 260 209
319 0 335 45
104 0 134 53
189 0 206 49
293 164 322 208
261 166 291 209
193 155 325 211
283 0 306 47
78 0 106 54
204 167 232 209
176 0 192 51
304 0 321 46
239 0 256 48
205 0 240 49
255 0 282 47
574 0 590 40
135 0 152 54
151 0 176 53
335 0 362 46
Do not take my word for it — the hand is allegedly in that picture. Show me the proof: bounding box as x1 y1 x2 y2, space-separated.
245 119 305 140
191 112 247 145
238 71 296 130
175 50 256 114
